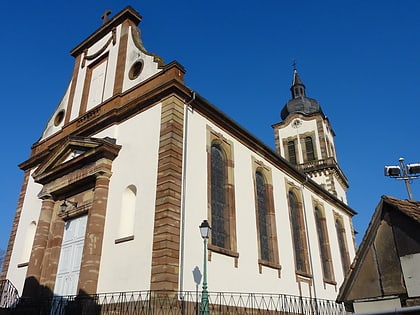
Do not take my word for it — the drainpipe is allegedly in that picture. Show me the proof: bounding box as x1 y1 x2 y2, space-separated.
301 175 318 314
179 91 196 298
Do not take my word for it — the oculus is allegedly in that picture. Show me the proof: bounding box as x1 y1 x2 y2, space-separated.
128 60 143 80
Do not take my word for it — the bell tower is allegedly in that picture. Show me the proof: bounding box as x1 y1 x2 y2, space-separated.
273 68 349 203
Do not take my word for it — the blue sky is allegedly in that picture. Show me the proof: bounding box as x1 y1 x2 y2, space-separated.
0 1 419 252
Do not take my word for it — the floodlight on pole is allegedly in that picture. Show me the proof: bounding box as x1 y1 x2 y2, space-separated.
384 158 420 200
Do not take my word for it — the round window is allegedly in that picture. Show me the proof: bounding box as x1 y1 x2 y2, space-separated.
129 60 143 80
54 110 65 126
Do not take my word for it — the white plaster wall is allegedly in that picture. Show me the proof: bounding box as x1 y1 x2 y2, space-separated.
95 104 161 293
6 170 43 295
41 83 71 141
333 176 348 204
180 109 355 301
354 298 401 313
400 253 420 297
122 26 161 92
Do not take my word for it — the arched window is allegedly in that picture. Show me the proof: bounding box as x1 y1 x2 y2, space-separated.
118 185 137 240
288 141 297 165
253 166 280 273
21 220 37 263
305 136 315 161
335 216 351 275
314 207 334 282
210 144 228 248
288 190 310 274
207 132 238 262
256 171 270 261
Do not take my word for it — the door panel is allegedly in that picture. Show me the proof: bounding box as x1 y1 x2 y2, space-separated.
54 215 88 297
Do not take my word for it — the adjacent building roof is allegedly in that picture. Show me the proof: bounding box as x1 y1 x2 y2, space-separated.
337 195 420 307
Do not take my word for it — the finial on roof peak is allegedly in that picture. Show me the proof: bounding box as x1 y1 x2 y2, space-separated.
292 59 297 72
102 10 112 25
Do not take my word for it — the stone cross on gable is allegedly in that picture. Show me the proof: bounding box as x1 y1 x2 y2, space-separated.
102 10 112 25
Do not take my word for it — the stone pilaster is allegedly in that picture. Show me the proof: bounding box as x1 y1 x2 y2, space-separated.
23 194 55 298
40 215 65 293
78 173 111 295
150 96 184 291
1 170 30 280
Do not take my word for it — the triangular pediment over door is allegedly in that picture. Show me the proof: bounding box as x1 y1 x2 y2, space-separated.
33 136 121 198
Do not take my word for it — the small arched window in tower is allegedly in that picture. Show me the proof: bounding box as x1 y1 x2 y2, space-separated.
117 185 137 241
288 141 297 165
210 143 229 248
305 136 315 161
335 215 351 275
288 190 310 274
314 207 335 282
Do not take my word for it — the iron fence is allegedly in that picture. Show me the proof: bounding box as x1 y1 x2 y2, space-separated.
0 279 19 309
7 290 347 315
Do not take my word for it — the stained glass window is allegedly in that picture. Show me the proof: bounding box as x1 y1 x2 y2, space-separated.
289 191 309 273
256 171 270 261
314 207 334 281
335 217 350 274
211 144 226 248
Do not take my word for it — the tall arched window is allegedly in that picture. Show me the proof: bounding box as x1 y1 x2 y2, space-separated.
335 216 351 275
118 185 137 240
256 171 270 261
305 136 315 161
253 166 280 274
207 131 238 263
288 141 297 165
288 190 310 274
314 206 334 282
210 143 228 248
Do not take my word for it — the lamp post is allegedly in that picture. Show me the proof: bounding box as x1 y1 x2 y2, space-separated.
385 158 420 200
199 220 211 315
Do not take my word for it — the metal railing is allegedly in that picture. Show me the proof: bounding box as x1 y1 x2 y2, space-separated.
8 290 347 315
298 157 348 184
0 279 19 309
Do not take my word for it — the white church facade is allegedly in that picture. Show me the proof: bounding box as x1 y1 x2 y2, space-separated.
1 6 356 313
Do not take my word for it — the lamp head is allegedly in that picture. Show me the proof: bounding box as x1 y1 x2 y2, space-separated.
384 166 401 177
199 220 211 239
60 200 78 213
60 201 68 213
407 163 420 175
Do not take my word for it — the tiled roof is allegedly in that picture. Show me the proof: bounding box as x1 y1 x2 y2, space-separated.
337 195 420 303
382 195 420 224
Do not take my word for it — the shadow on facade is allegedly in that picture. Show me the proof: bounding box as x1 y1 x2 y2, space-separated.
13 277 100 315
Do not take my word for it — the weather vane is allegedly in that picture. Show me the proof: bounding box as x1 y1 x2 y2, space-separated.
292 59 297 71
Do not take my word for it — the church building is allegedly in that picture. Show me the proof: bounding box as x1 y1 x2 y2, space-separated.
1 6 356 313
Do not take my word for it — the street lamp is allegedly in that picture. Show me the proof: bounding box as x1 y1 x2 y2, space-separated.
199 220 211 315
385 158 420 200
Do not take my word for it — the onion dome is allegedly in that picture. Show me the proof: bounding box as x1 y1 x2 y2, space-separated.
280 69 322 120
